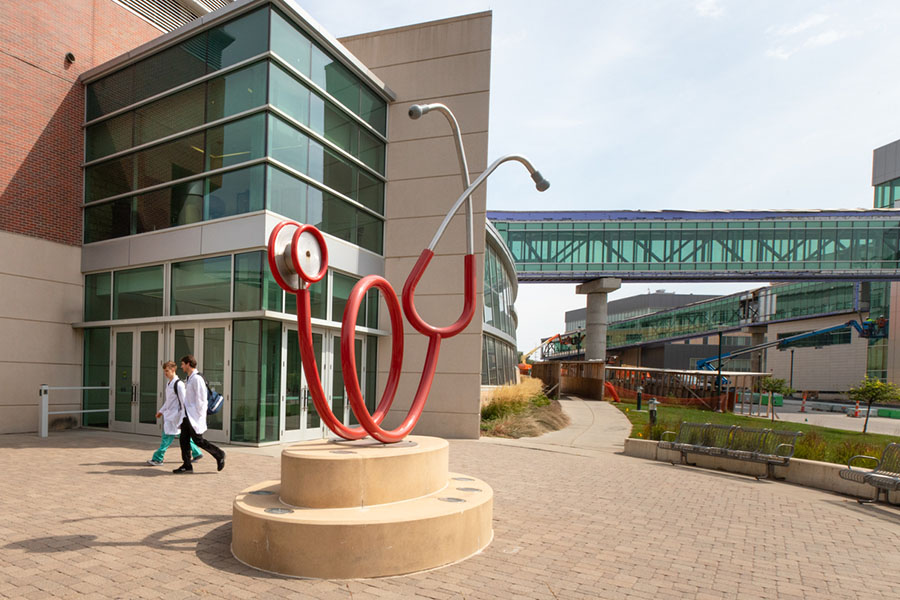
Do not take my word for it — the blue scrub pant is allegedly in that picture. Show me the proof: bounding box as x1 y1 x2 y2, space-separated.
152 433 201 463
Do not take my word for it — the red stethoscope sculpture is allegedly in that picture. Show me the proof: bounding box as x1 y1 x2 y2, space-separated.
267 104 549 443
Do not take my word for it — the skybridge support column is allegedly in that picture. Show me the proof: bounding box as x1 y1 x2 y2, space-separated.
576 278 621 361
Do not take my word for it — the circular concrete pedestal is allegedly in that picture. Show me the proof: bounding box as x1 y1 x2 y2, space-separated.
232 435 493 579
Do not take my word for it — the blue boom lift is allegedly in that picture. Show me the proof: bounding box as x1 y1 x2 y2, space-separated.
696 318 888 372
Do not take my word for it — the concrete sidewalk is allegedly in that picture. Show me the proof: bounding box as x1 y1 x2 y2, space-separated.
2 401 900 599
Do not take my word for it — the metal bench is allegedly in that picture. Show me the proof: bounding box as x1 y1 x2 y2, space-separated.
659 422 802 478
839 443 900 503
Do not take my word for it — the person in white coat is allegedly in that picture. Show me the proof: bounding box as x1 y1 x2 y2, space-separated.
173 354 225 474
147 361 202 466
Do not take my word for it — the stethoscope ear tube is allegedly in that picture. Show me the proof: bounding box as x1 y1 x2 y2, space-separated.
402 250 477 339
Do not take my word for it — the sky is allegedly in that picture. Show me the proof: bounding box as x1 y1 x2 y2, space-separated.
299 0 900 354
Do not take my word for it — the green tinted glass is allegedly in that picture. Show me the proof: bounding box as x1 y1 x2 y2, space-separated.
266 165 307 222
232 320 260 442
113 265 163 319
84 273 111 322
270 8 311 76
234 251 283 312
206 7 268 72
86 112 133 162
207 61 267 122
205 165 264 220
82 328 110 427
171 255 231 315
205 112 265 171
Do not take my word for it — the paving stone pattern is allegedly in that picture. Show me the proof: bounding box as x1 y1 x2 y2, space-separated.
1 423 899 599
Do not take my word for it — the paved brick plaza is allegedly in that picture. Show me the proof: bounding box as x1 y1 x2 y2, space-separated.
2 400 899 599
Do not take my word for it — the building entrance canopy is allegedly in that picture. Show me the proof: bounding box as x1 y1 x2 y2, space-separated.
488 209 900 282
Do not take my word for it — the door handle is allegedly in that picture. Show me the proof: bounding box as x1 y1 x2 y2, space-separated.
132 384 137 404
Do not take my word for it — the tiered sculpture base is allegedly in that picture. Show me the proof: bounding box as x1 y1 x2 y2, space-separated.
232 436 493 579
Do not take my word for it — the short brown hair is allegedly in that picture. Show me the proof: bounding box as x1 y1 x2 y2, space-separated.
162 361 176 370
180 355 197 368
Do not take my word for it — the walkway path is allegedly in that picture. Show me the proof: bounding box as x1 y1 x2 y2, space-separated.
1 400 899 599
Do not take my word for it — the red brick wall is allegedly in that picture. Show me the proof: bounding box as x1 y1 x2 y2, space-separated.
0 0 163 246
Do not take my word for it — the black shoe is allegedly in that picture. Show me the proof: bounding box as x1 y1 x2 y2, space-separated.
173 465 193 474
216 453 225 472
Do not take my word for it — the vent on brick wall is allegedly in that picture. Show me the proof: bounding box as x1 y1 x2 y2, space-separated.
114 0 233 33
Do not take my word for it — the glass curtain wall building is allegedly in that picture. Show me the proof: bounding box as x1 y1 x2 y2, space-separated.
80 3 388 444
482 223 519 386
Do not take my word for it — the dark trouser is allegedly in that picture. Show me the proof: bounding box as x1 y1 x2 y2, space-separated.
179 417 224 467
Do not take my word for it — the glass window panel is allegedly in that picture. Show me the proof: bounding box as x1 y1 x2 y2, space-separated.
84 198 133 243
287 272 327 319
310 45 333 91
307 186 324 229
85 155 134 203
114 331 133 422
206 61 267 122
82 328 110 427
232 320 260 443
271 8 311 76
84 272 111 322
366 289 379 329
359 85 386 136
86 112 133 162
132 38 207 106
171 255 231 315
266 165 307 222
269 63 310 126
309 91 325 135
322 194 355 243
234 251 283 312
325 61 359 113
113 265 163 319
323 104 357 155
206 7 268 72
268 115 309 173
286 329 302 430
135 132 205 191
206 113 265 171
203 327 226 430
332 272 358 324
358 128 385 174
322 148 356 198
260 319 281 442
365 335 378 413
86 67 133 121
135 180 204 233
174 328 194 381
357 170 384 213
134 84 205 146
307 138 325 182
205 164 264 220
357 210 382 255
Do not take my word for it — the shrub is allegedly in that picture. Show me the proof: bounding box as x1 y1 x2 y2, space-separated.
828 440 884 466
792 430 827 461
530 394 551 408
641 419 676 441
481 378 545 421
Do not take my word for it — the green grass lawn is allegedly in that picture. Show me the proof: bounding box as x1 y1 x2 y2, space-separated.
613 401 899 466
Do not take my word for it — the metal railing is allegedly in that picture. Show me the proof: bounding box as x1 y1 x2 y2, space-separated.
38 384 109 438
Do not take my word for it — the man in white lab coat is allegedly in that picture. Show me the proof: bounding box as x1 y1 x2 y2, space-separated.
147 361 201 466
173 354 226 474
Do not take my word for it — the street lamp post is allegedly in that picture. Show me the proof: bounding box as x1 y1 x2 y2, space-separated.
789 348 794 398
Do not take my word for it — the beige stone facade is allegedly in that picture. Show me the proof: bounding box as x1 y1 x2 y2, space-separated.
341 12 493 439
0 232 83 433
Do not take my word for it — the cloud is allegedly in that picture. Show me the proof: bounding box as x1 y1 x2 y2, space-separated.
806 29 848 47
769 14 829 36
695 0 724 18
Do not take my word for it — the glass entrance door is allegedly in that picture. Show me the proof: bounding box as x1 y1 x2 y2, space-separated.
110 327 163 435
281 327 327 442
169 322 231 443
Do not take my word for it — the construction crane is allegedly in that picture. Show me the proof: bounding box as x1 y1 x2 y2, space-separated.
518 334 560 375
695 318 888 372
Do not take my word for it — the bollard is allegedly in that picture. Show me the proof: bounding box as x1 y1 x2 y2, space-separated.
648 397 659 425
800 392 806 413
636 385 643 411
854 398 860 418
39 384 49 438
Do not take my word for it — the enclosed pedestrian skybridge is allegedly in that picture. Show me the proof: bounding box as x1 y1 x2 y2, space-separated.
487 210 900 282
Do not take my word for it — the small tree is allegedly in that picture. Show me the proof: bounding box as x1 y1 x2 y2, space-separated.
759 376 793 421
848 377 900 434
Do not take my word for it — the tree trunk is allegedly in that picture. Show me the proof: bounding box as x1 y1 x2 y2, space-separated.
863 399 874 434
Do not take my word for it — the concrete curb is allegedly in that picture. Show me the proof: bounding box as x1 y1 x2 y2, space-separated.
623 438 900 505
